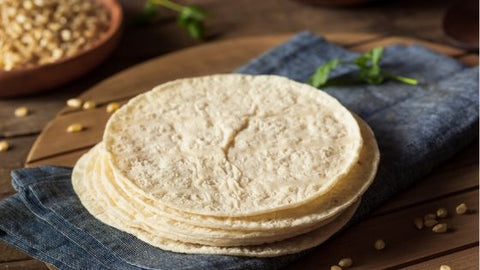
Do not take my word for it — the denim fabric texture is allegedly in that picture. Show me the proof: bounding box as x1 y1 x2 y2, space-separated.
0 32 478 270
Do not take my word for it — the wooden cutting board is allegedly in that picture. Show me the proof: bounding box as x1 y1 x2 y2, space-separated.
25 32 477 167
25 33 479 270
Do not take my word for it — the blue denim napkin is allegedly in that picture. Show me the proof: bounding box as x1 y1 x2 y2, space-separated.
0 32 478 270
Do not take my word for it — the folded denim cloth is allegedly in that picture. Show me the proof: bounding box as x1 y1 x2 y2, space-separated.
0 32 478 270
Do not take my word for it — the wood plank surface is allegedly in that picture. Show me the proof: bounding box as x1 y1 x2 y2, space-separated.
402 246 479 270
285 190 479 269
0 136 36 199
0 242 31 263
0 259 49 270
373 144 479 216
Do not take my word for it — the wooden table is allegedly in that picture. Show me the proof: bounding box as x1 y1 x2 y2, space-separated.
0 0 478 269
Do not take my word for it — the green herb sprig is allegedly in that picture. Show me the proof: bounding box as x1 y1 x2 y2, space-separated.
138 0 208 40
307 47 418 88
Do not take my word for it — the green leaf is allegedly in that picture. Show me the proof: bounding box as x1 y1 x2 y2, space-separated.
144 1 158 17
354 47 384 84
134 1 158 25
370 47 383 67
186 20 204 39
359 65 383 84
307 59 339 88
354 54 369 67
177 6 207 39
354 47 383 68
178 6 208 26
181 6 208 21
307 46 417 88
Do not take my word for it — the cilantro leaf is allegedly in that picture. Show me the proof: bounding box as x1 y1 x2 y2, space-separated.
177 6 207 39
135 1 158 25
308 47 417 88
307 59 339 88
139 0 208 40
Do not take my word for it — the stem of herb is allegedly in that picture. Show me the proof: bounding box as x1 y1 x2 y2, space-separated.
383 71 419 85
149 0 184 12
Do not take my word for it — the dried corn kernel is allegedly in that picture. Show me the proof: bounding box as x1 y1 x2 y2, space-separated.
374 239 385 250
0 140 9 151
424 213 436 221
67 123 83 133
413 217 424 230
0 0 110 71
436 208 448 218
106 102 120 113
330 266 342 270
439 265 451 270
456 203 467 215
14 106 29 117
432 223 447 233
424 219 438 228
338 258 353 268
83 100 97 110
67 98 83 108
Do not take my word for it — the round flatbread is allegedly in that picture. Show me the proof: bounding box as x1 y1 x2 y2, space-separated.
80 144 342 246
103 74 364 216
73 152 360 257
72 115 378 246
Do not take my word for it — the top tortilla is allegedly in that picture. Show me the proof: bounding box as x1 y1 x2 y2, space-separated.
103 74 363 216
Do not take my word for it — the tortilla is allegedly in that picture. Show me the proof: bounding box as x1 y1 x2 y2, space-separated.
103 74 364 216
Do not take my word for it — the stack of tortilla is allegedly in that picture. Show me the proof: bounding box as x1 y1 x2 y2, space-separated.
72 74 379 257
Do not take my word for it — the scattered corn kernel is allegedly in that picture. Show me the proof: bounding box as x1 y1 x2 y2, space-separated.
424 213 436 221
413 217 424 230
14 106 29 117
440 265 451 270
67 98 83 108
436 208 448 218
0 140 9 151
424 219 438 228
338 258 353 268
330 266 342 270
456 203 467 215
374 239 385 250
106 102 120 113
83 100 97 110
67 123 83 133
432 223 447 233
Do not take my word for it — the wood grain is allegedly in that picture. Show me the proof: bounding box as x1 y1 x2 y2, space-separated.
0 91 77 138
285 190 479 269
0 259 49 270
457 54 480 66
0 136 36 200
402 246 479 270
373 144 479 216
0 242 31 263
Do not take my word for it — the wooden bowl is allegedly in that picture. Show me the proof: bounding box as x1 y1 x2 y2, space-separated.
0 0 123 98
